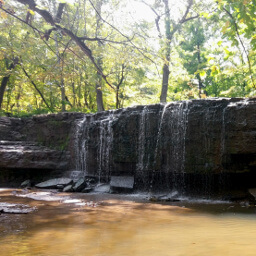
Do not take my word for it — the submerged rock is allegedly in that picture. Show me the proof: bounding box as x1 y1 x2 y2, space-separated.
148 195 180 202
35 178 73 189
0 202 36 214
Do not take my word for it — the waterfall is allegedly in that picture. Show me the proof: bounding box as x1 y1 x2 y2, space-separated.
72 98 254 195
75 111 116 182
74 115 91 178
163 101 190 192
136 106 148 172
154 103 172 162
97 112 115 182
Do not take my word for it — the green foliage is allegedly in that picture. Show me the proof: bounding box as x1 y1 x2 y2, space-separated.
0 0 255 116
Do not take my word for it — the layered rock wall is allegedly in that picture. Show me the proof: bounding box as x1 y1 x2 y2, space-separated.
0 113 84 185
1 98 256 192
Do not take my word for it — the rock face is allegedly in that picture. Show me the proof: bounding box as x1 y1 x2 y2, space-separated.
1 98 256 195
0 113 84 186
75 98 256 194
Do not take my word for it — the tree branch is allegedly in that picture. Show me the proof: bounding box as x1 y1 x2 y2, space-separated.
141 0 162 38
15 0 114 89
87 0 157 67
22 67 53 112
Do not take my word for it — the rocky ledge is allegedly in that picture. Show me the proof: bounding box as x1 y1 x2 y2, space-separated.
0 140 67 170
0 98 256 197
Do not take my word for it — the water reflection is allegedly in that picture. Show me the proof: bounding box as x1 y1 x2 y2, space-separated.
1 189 256 256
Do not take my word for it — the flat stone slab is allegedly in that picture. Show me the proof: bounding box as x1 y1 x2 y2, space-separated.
35 178 73 189
110 176 134 189
94 184 110 193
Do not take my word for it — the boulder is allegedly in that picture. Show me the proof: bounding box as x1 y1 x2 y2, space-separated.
73 178 87 192
63 184 73 192
110 176 134 189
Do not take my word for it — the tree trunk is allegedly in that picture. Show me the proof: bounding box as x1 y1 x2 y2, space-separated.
0 77 11 110
53 2 66 112
0 59 18 110
96 83 104 111
160 63 170 103
60 77 66 112
197 43 202 98
160 0 171 103
95 0 105 112
116 88 120 109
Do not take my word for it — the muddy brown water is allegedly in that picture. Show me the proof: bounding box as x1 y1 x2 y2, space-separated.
1 189 256 256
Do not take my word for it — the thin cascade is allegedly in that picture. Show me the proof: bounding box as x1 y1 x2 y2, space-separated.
97 111 115 183
162 101 189 193
179 101 190 173
177 101 190 192
220 105 228 168
75 115 91 176
149 103 171 190
137 106 148 172
154 103 172 162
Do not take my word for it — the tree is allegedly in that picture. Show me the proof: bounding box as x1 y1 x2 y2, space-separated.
179 18 208 98
0 57 19 109
142 0 199 102
215 0 256 90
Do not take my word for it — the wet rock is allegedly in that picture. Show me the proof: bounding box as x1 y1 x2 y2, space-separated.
20 179 31 188
0 202 36 214
110 176 134 189
94 184 110 193
148 195 180 202
2 98 256 197
17 191 65 201
35 178 73 189
82 187 93 193
223 190 256 203
157 195 172 202
85 176 98 186
73 178 87 192
57 184 64 191
248 188 256 199
63 184 73 192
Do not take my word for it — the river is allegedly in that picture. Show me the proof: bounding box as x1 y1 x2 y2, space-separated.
1 188 256 256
